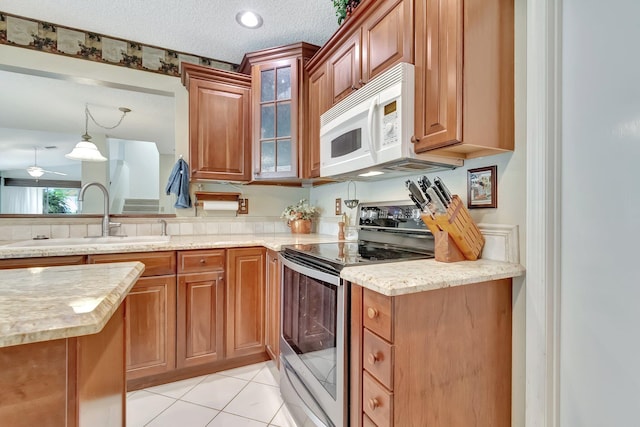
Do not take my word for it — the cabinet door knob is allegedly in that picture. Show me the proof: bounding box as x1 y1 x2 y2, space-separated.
410 135 420 144
367 352 380 365
367 307 379 319
199 259 206 264
368 398 380 410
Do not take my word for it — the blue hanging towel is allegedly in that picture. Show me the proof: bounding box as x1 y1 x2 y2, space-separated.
165 158 192 208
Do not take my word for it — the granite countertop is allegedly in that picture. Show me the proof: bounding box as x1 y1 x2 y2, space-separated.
340 258 525 296
0 262 144 348
0 233 526 297
0 233 341 259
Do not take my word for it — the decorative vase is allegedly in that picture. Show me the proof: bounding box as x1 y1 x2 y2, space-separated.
289 219 312 234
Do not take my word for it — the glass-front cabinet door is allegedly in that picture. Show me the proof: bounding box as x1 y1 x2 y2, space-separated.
252 59 299 179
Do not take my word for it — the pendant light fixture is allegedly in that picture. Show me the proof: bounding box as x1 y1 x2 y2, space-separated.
65 104 131 162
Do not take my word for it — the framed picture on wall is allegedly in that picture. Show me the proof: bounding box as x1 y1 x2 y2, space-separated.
467 166 497 208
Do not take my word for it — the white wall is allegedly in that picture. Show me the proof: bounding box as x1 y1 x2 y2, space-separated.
561 1 640 425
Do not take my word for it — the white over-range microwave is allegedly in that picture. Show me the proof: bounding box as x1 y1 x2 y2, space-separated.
319 62 462 179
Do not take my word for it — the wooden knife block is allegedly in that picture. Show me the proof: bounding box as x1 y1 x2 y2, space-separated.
420 195 485 262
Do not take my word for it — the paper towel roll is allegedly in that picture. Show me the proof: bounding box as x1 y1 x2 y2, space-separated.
202 200 239 211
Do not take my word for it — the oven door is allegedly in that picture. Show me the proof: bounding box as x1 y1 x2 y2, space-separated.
279 253 347 427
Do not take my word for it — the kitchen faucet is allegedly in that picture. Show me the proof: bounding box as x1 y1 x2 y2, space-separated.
78 182 113 237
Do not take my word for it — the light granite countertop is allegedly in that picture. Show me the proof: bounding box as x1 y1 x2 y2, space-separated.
0 261 144 348
340 258 525 296
0 233 342 259
0 233 526 297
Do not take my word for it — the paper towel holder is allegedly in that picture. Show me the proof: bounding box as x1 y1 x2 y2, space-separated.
194 191 241 214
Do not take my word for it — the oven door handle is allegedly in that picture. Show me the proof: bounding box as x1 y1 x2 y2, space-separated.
280 254 341 286
282 359 334 427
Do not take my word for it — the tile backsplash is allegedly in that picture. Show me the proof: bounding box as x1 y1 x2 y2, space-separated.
0 217 304 241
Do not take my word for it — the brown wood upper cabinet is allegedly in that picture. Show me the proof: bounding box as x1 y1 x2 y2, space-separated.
412 0 514 158
239 43 320 180
306 66 329 178
226 247 266 359
323 0 412 106
181 64 252 182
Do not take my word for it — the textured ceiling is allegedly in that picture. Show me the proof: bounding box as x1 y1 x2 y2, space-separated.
0 1 340 177
0 0 340 64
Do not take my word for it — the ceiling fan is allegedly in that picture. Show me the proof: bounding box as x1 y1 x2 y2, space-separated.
27 147 67 179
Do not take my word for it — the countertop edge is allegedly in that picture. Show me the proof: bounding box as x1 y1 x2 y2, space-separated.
0 261 145 348
340 260 526 296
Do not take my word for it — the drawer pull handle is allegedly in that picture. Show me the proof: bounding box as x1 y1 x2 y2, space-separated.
367 352 380 365
368 398 380 410
199 259 206 264
367 307 379 319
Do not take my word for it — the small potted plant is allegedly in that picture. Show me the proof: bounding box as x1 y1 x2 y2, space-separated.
332 0 362 25
281 199 319 234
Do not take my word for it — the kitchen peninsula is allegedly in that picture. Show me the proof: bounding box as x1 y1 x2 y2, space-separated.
0 262 144 427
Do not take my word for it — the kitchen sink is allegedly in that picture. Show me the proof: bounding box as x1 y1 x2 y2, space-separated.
4 235 171 247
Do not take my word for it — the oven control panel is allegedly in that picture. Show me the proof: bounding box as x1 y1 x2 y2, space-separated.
358 202 426 231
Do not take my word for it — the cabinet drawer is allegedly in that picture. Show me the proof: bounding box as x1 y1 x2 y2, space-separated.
363 329 394 390
363 288 393 342
89 251 176 277
363 372 393 427
178 249 225 273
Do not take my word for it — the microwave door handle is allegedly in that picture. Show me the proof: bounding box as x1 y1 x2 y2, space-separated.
367 98 378 162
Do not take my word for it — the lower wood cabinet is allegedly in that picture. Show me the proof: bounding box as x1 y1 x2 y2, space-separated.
226 247 266 359
176 270 225 368
351 279 512 427
3 246 272 388
177 249 226 368
88 251 177 381
265 249 281 363
125 275 176 380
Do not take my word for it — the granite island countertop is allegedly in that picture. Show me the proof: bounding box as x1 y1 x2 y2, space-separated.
0 261 144 348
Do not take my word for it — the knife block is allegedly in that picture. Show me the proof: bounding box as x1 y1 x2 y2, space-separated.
420 195 485 262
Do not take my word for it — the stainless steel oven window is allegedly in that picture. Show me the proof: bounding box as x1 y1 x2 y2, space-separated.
282 261 338 398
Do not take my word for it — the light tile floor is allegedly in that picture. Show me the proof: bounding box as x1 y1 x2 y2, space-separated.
126 361 301 427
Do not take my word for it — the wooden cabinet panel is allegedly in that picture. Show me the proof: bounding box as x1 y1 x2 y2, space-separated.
89 251 176 277
361 0 413 82
177 271 225 368
328 30 362 105
306 65 328 178
0 255 85 269
182 64 252 182
413 0 463 151
265 249 281 363
178 249 225 274
125 275 176 380
413 0 514 158
226 247 265 359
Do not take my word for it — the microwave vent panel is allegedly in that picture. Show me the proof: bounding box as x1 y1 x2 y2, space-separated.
321 62 415 126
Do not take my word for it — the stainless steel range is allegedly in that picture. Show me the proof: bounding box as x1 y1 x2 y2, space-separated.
279 200 435 427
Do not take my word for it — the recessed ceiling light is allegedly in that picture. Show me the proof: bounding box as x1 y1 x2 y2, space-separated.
236 10 263 29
